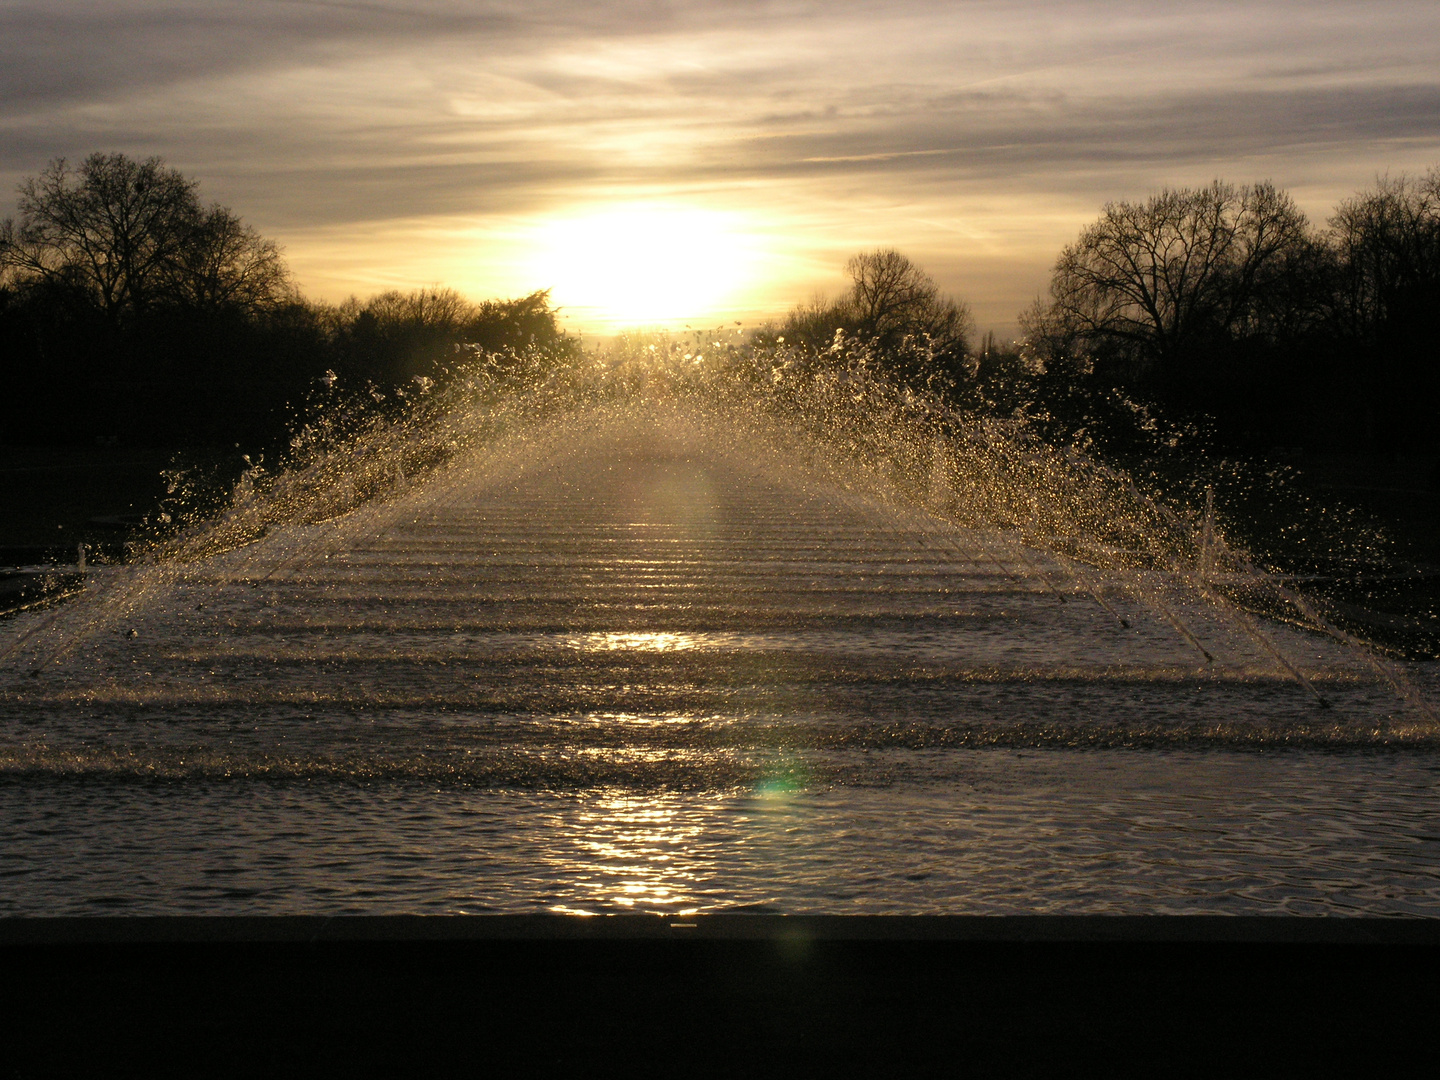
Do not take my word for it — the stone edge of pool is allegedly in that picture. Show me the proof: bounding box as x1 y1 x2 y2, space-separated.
4 913 1438 945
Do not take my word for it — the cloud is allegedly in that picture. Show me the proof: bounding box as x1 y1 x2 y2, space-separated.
739 84 1440 183
0 0 794 106
3 0 1439 330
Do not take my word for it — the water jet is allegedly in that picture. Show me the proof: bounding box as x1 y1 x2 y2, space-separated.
2 338 1437 916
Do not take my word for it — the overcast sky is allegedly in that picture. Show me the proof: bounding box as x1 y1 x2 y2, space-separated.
3 1 1438 333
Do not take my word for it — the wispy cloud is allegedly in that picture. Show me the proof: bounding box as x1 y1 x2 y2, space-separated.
3 1 1438 330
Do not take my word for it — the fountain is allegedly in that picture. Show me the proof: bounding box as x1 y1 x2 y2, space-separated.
2 336 1437 916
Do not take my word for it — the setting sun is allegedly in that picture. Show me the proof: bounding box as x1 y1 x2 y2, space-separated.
527 204 759 331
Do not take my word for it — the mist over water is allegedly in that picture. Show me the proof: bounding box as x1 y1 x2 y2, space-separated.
3 346 1438 915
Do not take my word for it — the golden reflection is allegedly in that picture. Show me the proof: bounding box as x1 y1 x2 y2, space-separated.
550 795 711 915
566 712 721 728
567 631 700 651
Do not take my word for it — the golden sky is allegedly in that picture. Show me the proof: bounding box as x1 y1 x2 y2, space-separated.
4 1 1440 335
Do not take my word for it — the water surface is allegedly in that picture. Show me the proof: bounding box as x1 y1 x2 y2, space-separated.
3 411 1437 914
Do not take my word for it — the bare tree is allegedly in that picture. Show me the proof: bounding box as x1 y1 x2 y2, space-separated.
1038 181 1311 373
357 287 476 333
844 248 972 356
1327 169 1440 339
2 154 198 320
770 291 848 350
0 152 292 320
168 206 293 313
774 249 973 392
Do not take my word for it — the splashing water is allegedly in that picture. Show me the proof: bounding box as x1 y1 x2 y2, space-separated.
2 336 1438 915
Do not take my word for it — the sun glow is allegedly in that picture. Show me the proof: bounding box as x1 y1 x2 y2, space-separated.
527 204 759 331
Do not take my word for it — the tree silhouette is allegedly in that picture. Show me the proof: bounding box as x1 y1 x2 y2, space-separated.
1323 169 1440 453
0 153 291 322
845 249 972 358
0 153 582 450
1031 181 1311 377
169 205 292 314
1327 169 1440 340
324 287 575 391
775 249 973 394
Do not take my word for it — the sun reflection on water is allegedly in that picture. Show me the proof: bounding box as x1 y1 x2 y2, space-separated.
563 711 726 728
548 795 711 915
565 631 701 651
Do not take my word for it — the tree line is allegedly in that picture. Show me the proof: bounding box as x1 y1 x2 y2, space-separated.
772 171 1439 464
1019 173 1440 456
3 152 1436 467
0 153 577 451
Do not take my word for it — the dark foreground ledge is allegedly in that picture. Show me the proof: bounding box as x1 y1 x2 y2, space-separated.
4 916 1437 1075
5 912 1440 944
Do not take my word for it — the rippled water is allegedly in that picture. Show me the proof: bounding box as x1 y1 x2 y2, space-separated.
3 408 1438 914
